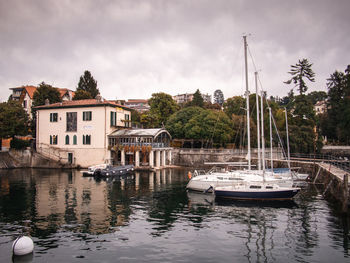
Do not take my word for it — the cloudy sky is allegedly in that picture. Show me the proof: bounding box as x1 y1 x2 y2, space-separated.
1 0 349 102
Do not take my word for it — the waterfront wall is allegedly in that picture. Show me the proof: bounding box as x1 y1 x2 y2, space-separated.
172 148 284 167
0 149 74 169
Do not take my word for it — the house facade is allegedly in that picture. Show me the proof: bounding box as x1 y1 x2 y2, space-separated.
9 85 75 118
124 99 150 112
35 98 131 167
314 100 327 115
173 92 212 104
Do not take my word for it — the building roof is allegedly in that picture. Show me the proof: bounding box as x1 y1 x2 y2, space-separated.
58 88 75 98
109 128 171 138
23 86 37 99
11 85 75 99
125 99 149 104
34 98 131 110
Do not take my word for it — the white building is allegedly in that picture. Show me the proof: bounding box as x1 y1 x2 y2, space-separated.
35 98 131 167
314 100 327 115
173 92 212 104
124 99 150 112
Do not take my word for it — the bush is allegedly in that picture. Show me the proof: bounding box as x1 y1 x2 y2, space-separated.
10 137 31 150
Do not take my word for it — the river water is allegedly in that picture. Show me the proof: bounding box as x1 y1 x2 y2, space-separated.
0 168 349 262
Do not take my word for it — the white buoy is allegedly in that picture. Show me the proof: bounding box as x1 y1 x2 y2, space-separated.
12 236 34 256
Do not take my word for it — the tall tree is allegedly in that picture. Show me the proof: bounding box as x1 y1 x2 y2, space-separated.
190 89 204 107
285 58 315 95
77 70 99 98
147 92 179 127
322 66 350 144
213 89 224 106
0 101 29 138
73 89 93 100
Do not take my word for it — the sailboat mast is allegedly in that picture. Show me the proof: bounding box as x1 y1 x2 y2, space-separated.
243 35 251 170
260 91 265 171
269 107 273 171
255 72 261 171
285 107 291 170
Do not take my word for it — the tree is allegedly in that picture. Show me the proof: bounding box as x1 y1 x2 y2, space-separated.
189 89 204 107
322 66 350 144
166 107 234 147
307 91 327 105
285 58 315 95
31 82 61 137
223 96 245 118
32 82 61 107
77 70 99 98
0 101 29 138
166 107 205 138
73 89 93 100
213 89 224 106
147 92 179 127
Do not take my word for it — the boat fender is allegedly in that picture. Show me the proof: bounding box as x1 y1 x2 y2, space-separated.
188 171 192 179
12 236 34 256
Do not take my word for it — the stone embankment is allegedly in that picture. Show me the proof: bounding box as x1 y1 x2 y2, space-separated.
0 150 73 169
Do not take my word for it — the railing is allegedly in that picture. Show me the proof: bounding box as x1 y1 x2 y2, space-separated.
290 153 350 173
36 143 73 165
111 142 170 149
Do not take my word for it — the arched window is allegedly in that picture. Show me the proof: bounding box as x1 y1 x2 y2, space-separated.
50 135 52 145
65 135 69 145
73 135 77 145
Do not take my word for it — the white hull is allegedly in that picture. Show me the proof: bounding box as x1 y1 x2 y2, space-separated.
186 170 294 193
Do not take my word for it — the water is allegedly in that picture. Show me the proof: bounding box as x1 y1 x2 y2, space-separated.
0 168 349 263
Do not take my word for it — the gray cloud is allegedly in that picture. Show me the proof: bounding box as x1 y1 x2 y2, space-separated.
1 0 350 102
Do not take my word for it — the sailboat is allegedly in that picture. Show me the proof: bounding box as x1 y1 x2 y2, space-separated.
213 35 300 201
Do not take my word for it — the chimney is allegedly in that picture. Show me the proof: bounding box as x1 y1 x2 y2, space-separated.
96 94 102 102
45 98 50 105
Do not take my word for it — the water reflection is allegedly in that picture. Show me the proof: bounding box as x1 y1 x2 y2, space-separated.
0 168 349 262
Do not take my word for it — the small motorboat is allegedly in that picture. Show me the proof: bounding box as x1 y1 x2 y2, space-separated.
94 164 135 178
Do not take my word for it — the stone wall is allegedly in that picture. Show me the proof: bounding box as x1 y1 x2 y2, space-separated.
0 150 75 169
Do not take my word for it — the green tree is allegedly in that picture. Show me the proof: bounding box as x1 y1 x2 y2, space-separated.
77 70 99 98
187 89 204 108
223 96 245 118
147 92 179 127
31 82 61 137
32 82 61 107
307 91 327 105
0 101 29 138
285 58 315 95
322 66 350 144
166 107 205 138
73 89 93 100
166 107 234 147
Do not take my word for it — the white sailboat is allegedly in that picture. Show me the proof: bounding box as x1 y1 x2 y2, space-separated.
187 36 300 200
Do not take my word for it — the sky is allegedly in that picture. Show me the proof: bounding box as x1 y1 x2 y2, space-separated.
1 0 350 102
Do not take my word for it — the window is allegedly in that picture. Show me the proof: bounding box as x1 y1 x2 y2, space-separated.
65 135 70 145
124 114 130 127
73 135 77 145
50 113 58 122
66 112 77 131
83 135 91 145
50 135 58 145
110 111 117 126
23 100 27 109
83 111 92 121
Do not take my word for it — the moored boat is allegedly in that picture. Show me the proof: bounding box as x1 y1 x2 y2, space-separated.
214 183 300 201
